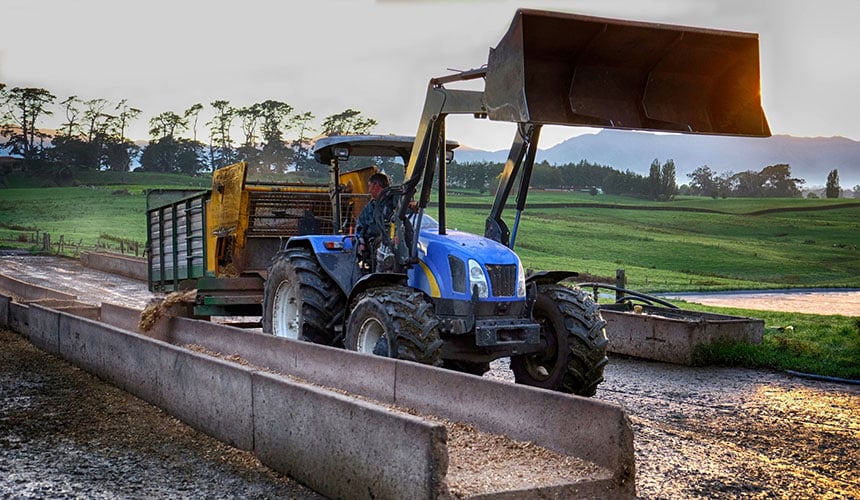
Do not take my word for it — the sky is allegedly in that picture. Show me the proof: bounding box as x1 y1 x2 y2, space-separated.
2 0 859 151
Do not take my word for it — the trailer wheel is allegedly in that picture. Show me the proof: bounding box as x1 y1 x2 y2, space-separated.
511 284 608 396
262 247 343 345
345 286 443 366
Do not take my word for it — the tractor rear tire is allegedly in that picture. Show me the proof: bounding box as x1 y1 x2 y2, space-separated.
262 247 344 345
345 286 443 366
510 284 608 396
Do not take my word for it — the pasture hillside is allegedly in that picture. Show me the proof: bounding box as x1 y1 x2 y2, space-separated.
441 192 860 292
1 181 858 293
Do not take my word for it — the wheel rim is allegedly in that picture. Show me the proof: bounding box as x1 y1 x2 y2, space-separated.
356 317 386 355
272 279 301 339
523 316 559 381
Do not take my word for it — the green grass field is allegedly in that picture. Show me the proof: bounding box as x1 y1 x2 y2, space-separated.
3 186 857 291
1 178 858 379
443 193 860 292
681 302 860 380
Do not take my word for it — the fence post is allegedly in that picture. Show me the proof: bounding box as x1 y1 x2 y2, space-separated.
615 269 626 302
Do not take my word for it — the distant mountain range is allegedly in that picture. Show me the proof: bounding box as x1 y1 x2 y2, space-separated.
4 127 858 188
454 130 860 188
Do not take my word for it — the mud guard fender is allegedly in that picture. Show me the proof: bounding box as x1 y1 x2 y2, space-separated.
526 270 579 287
347 272 409 307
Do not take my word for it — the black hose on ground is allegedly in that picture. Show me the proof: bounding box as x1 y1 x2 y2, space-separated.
784 369 860 386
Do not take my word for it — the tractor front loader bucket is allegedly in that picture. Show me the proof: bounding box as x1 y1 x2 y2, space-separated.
485 9 770 137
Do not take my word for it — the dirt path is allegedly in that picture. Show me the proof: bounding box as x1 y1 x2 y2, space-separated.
663 290 860 316
485 357 860 498
1 256 859 498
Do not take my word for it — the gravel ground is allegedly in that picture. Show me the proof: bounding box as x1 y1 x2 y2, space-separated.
1 256 859 499
0 328 324 500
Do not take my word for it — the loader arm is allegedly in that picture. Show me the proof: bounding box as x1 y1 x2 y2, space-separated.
396 8 770 263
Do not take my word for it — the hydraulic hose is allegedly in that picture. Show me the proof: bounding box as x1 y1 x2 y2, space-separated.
783 370 860 386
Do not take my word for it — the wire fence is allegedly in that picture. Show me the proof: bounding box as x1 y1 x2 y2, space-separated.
2 230 143 258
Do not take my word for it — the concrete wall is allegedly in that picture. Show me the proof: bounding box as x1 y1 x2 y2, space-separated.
394 361 635 496
602 305 765 365
0 273 78 301
0 296 9 335
151 313 635 497
253 372 448 500
6 300 29 337
80 251 148 282
1 282 636 498
8 300 451 499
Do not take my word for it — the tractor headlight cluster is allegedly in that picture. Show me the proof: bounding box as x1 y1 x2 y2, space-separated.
468 259 489 298
516 259 527 298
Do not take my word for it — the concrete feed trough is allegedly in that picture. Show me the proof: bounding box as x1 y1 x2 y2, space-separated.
601 304 764 365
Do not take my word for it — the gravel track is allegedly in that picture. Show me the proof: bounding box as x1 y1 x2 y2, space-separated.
1 256 859 499
0 328 323 500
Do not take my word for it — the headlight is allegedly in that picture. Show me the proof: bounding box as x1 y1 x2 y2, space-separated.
516 259 527 298
468 259 489 298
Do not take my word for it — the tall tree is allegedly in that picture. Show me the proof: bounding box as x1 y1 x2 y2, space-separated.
258 100 294 174
143 111 202 174
714 172 733 199
759 164 804 197
149 111 188 139
0 87 56 160
825 169 840 198
83 98 109 142
660 159 677 201
648 159 662 200
114 99 141 142
0 83 7 138
184 103 203 143
102 100 142 172
101 136 140 172
207 100 237 169
58 95 84 138
688 165 718 198
81 99 119 170
50 95 93 169
237 104 261 148
291 111 317 172
139 136 202 174
729 170 763 197
320 108 377 136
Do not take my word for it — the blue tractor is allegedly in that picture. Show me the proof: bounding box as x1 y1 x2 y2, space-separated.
262 134 608 394
261 9 770 395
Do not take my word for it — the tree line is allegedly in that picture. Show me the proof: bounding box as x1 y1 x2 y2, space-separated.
444 158 827 200
3 83 843 199
445 158 678 200
0 84 376 178
686 164 849 199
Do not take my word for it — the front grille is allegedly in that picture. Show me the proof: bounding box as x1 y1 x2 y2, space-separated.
486 264 517 297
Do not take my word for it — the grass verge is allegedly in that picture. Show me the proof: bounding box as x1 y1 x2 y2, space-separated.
678 302 860 380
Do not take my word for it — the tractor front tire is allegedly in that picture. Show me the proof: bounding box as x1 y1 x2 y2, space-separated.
345 286 443 366
262 247 344 345
511 284 608 396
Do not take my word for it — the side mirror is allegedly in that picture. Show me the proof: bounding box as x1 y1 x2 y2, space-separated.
446 150 454 163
